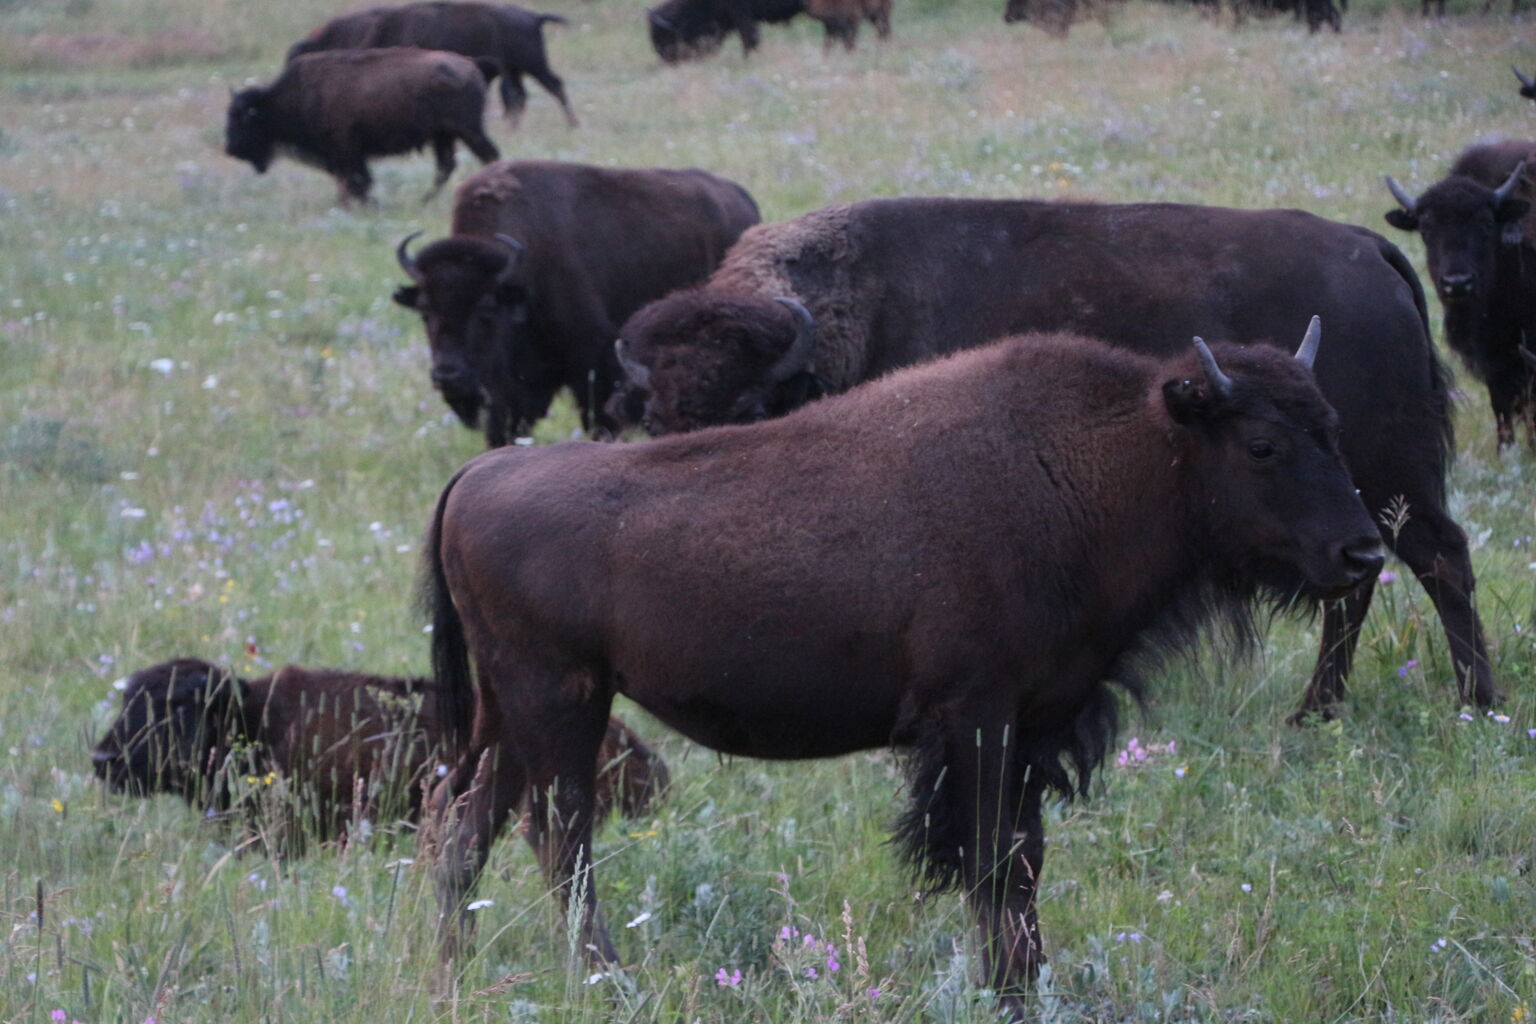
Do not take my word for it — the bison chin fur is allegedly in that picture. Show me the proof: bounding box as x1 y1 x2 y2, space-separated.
895 576 1274 893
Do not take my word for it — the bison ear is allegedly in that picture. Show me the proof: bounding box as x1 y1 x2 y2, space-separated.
1383 209 1418 232
1161 377 1217 425
393 285 421 310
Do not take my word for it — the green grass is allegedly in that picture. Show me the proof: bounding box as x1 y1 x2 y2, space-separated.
3 0 1536 1021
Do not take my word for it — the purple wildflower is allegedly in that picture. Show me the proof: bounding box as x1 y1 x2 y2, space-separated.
1397 659 1418 678
715 967 742 988
805 966 818 980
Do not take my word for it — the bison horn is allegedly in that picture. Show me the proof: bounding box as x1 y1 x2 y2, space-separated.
648 9 676 30
768 297 818 383
1514 65 1536 90
1294 315 1322 370
1191 336 1234 398
396 231 425 284
1384 175 1417 215
1492 160 1527 205
493 233 524 286
614 338 651 391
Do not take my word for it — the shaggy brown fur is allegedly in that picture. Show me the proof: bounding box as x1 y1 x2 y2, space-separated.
92 658 668 854
616 195 1500 720
422 331 1380 1012
224 48 500 205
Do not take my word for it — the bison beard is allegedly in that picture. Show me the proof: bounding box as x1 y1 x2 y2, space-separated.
421 328 1380 1014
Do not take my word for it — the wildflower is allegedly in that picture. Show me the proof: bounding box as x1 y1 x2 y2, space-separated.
780 925 800 941
1528 729 1536 739
1397 659 1418 678
331 885 349 907
52 799 64 813
826 954 840 973
715 967 742 988
805 966 818 980
52 1011 67 1022
1489 712 1511 723
1240 883 1252 893
868 988 881 1000
1174 766 1187 779
1459 713 1474 722
1378 570 1397 584
466 899 493 911
625 911 653 928
1431 937 1448 953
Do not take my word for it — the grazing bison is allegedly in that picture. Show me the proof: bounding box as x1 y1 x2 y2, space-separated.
614 196 1499 719
422 327 1381 1013
1515 67 1536 101
225 48 500 205
646 0 889 62
288 2 578 128
393 160 760 445
91 658 668 851
1384 142 1536 449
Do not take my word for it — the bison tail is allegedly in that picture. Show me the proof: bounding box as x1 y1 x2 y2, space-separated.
537 13 570 27
1381 236 1454 478
418 467 476 756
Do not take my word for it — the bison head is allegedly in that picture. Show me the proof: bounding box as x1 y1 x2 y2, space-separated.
1163 320 1382 601
615 291 823 435
1383 163 1529 313
91 658 251 804
224 87 276 173
394 233 557 447
647 0 728 62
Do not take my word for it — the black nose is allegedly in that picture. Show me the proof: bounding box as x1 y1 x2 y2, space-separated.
1340 537 1386 583
1439 272 1474 299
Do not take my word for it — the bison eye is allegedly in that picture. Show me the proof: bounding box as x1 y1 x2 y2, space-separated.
1248 439 1276 462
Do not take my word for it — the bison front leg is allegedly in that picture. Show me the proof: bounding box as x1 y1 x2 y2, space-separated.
1291 578 1375 723
498 71 529 129
425 134 459 203
426 744 526 967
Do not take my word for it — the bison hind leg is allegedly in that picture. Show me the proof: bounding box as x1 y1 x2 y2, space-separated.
498 72 528 129
425 134 459 203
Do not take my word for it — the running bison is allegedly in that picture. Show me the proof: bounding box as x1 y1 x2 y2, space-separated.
287 2 578 128
422 327 1381 1014
225 48 500 204
1385 142 1536 448
647 0 890 62
393 160 759 445
91 658 668 853
614 196 1498 719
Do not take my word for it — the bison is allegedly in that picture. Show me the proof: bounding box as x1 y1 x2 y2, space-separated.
224 47 500 205
1384 142 1536 449
288 2 578 128
421 325 1381 1013
91 658 668 852
613 196 1499 720
392 160 760 446
646 0 890 63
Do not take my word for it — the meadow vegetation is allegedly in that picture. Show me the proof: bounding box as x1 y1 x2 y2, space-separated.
2 0 1535 1020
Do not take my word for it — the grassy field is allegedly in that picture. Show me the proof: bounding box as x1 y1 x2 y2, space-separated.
3 0 1536 1020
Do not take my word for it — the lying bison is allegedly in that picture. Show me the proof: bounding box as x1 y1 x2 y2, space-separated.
647 0 889 62
422 326 1380 1012
614 196 1499 721
1385 142 1536 448
225 48 500 205
288 2 578 128
91 658 668 852
393 160 759 445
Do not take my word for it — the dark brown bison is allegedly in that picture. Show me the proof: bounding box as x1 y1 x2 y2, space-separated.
288 2 578 128
392 160 760 445
1517 66 1536 101
1385 142 1536 449
421 326 1380 1013
224 48 500 205
646 0 889 62
614 196 1499 720
91 658 668 851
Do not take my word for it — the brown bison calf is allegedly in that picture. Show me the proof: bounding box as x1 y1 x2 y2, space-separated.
91 658 667 852
224 48 501 205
